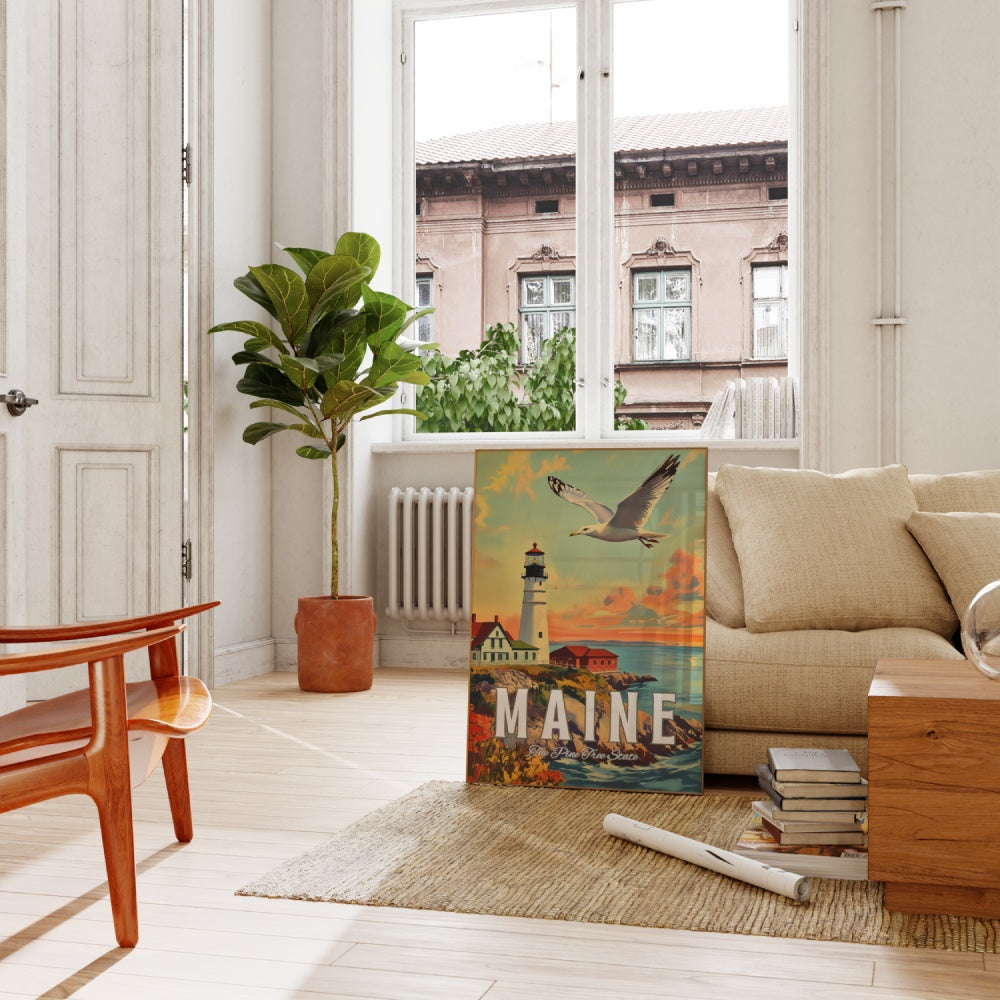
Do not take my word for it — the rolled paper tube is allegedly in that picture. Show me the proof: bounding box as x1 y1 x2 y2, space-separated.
603 813 811 903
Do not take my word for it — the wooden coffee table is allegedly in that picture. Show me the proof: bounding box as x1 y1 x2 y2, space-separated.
868 658 1000 917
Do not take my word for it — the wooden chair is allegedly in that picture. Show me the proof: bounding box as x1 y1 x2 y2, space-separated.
0 601 219 947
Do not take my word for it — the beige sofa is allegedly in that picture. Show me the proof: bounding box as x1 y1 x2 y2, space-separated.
703 464 1000 776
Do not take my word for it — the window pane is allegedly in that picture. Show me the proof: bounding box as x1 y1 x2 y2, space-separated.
552 311 573 333
635 274 658 302
523 278 545 306
522 313 546 363
413 8 577 433
612 0 790 432
753 301 786 358
416 278 432 308
662 308 690 360
662 271 690 302
551 277 574 305
753 265 782 298
634 309 659 361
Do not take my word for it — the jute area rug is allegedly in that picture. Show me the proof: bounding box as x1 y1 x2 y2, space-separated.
237 780 1000 952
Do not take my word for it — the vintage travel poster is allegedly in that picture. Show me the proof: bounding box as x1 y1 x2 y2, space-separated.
467 448 706 794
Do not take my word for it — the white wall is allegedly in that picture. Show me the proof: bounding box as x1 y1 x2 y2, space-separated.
210 0 276 683
269 0 329 668
817 0 1000 473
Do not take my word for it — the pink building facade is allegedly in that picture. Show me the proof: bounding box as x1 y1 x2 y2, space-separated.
415 107 789 429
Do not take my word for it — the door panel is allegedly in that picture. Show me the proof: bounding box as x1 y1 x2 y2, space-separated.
13 0 184 701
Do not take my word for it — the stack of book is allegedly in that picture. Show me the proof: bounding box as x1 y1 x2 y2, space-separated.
734 747 869 880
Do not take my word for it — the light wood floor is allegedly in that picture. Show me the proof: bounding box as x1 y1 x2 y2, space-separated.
2 667 998 1000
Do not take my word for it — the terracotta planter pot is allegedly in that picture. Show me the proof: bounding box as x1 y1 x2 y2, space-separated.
295 595 375 693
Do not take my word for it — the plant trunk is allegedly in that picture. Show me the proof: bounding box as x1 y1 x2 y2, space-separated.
330 449 339 598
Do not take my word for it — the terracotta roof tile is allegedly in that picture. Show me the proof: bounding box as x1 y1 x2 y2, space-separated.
417 106 787 166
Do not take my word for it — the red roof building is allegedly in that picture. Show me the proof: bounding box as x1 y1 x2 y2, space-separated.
550 645 620 673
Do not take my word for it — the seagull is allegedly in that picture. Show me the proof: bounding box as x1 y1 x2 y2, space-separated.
547 454 681 548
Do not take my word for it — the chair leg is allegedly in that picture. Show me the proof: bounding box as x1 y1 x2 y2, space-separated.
87 656 140 948
94 783 140 948
161 739 194 842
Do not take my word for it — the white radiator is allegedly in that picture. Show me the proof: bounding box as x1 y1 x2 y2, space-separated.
386 486 474 622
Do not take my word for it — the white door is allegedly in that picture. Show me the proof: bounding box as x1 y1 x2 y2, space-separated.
2 0 185 700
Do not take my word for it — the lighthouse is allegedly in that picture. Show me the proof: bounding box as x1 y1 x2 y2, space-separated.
518 542 550 663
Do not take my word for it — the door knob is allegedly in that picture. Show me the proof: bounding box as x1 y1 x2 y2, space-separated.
1 389 39 416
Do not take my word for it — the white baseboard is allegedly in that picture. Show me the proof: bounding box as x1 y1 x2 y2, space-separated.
246 633 469 675
378 633 469 669
274 637 298 673
212 638 277 687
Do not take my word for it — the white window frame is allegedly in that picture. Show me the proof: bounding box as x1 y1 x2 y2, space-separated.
392 0 801 447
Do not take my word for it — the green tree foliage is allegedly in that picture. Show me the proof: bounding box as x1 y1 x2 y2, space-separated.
417 323 649 432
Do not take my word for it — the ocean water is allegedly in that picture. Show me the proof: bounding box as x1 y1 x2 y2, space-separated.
544 640 704 793
597 640 703 713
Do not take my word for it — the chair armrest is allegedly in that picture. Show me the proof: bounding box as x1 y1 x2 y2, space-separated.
0 625 183 676
0 601 219 643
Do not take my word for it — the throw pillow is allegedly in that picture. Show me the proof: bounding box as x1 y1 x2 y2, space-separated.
911 470 1000 512
715 464 958 636
906 511 1000 622
705 474 746 628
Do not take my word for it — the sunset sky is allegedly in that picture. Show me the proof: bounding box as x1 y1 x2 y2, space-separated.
470 448 706 644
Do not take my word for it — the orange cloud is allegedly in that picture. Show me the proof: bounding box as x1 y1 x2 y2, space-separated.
482 451 569 500
546 548 704 642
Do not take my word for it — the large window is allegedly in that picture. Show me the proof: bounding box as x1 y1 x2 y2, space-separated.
521 274 576 363
401 0 791 437
632 269 691 362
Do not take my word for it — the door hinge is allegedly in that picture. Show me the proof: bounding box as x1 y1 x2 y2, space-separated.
182 143 193 186
182 539 193 581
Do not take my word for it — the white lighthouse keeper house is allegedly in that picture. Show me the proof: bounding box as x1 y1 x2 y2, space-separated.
518 543 550 664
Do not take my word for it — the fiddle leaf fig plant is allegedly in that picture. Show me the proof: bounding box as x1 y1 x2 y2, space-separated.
209 231 431 597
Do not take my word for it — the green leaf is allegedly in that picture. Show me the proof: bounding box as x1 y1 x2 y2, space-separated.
367 342 431 388
394 306 435 340
307 312 367 384
361 287 409 347
233 273 276 319
359 406 425 422
320 380 392 422
248 397 308 421
278 354 321 392
280 246 330 276
248 264 310 347
231 349 274 367
236 363 306 406
208 319 289 357
296 444 332 460
306 256 370 319
243 421 289 444
335 232 380 281
287 421 325 439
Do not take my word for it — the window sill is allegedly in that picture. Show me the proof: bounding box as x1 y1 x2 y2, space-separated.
373 435 801 456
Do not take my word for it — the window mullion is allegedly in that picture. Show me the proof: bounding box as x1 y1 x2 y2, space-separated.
575 0 613 439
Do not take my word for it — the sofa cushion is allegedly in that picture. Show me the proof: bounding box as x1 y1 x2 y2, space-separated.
704 617 963 734
715 463 957 636
911 470 1000 512
705 474 745 628
907 511 1000 621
